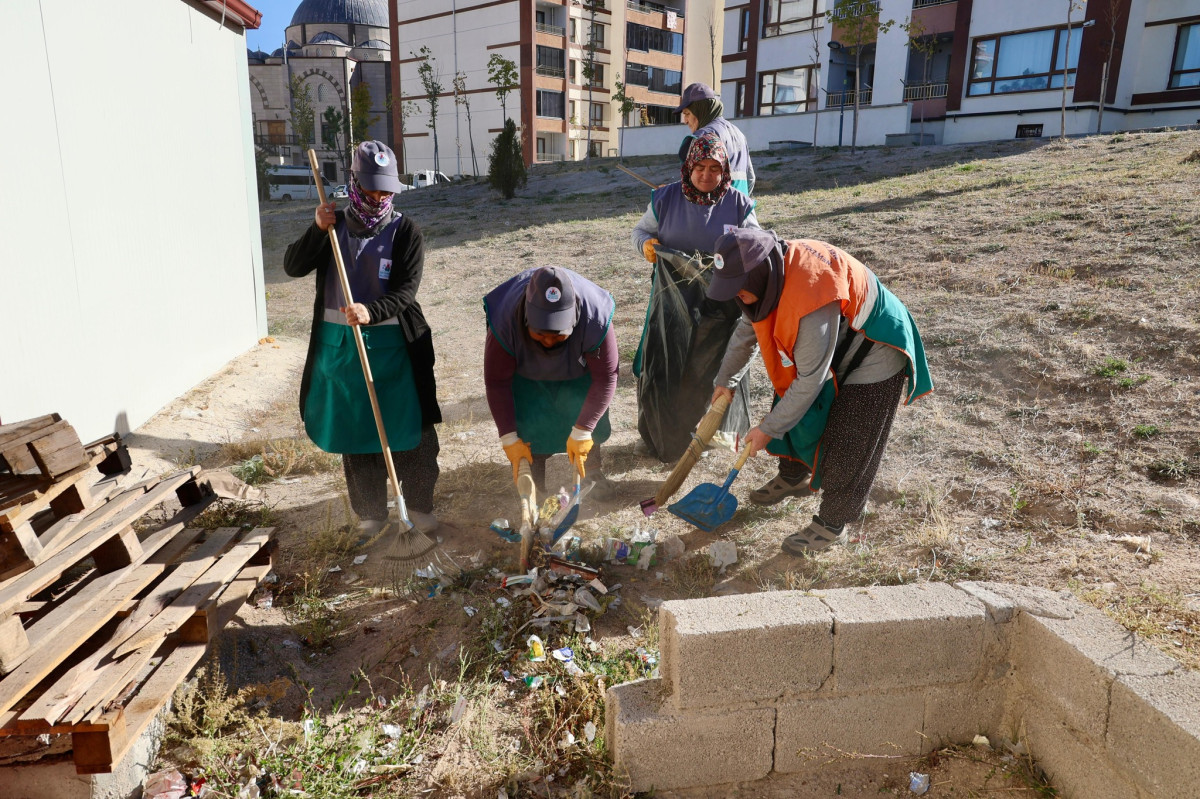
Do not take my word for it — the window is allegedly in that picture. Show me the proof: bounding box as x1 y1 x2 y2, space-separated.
589 22 605 48
590 101 605 126
588 140 604 157
536 90 565 118
733 80 748 117
1015 124 1043 138
537 45 565 70
586 62 605 88
759 66 817 114
569 19 577 43
627 22 684 54
625 62 683 94
570 99 577 121
968 25 1082 96
1170 23 1200 88
739 9 751 52
570 59 577 82
316 83 328 102
763 0 821 38
642 104 678 125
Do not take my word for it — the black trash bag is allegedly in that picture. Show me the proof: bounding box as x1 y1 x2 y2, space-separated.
634 246 752 462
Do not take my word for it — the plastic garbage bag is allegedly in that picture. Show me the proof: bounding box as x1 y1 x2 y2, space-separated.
635 247 751 461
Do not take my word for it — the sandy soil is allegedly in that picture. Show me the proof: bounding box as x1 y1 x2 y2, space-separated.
131 131 1199 797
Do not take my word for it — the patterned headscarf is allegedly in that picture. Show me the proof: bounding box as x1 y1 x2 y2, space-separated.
346 172 394 232
680 133 731 206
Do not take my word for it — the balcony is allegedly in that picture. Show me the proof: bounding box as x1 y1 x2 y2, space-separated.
826 88 872 106
536 64 566 78
912 0 955 7
537 22 565 37
902 82 948 101
536 152 566 161
627 0 683 17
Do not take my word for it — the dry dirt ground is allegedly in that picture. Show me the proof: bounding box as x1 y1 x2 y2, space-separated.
134 130 1199 798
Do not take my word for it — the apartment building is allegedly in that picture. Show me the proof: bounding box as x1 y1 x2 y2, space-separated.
391 0 722 172
642 0 1199 156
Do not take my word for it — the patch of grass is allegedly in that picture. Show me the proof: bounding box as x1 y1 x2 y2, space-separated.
1133 424 1161 439
217 437 341 484
1117 374 1151 389
1093 357 1129 378
192 500 278 531
1148 457 1193 481
670 552 717 597
1076 581 1200 670
978 243 1007 254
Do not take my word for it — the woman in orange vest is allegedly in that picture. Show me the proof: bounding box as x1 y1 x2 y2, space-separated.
707 229 933 555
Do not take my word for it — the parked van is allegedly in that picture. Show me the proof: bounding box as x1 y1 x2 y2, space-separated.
409 170 452 189
267 166 332 201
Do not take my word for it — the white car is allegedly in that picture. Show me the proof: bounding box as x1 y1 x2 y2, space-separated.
331 184 349 199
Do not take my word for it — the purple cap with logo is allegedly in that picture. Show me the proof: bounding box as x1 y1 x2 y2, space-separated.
675 82 719 113
351 140 405 193
525 267 577 334
706 229 778 301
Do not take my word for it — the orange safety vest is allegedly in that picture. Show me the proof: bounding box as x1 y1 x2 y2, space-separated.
750 239 876 396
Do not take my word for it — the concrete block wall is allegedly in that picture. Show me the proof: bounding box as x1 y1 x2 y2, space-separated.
606 581 1200 797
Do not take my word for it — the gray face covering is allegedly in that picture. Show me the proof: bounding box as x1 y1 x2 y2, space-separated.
735 243 786 323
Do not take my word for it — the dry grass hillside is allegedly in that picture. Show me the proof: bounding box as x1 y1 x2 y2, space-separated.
160 130 1199 798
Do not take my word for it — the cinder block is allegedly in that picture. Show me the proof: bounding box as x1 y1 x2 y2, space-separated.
816 583 986 691
1107 672 1200 798
922 682 1009 752
606 678 774 792
1018 698 1150 799
956 581 1076 623
1015 607 1180 743
774 691 925 773
661 591 832 709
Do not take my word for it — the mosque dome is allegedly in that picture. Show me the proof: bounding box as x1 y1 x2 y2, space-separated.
356 38 389 49
289 0 389 28
310 31 350 46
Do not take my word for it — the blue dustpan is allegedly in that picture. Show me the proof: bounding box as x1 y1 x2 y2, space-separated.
550 474 584 545
667 446 753 532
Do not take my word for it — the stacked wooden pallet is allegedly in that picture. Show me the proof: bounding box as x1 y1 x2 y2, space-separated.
0 416 276 774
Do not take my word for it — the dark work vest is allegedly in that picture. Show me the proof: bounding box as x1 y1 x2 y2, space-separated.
652 182 754 255
323 215 404 318
483 267 615 382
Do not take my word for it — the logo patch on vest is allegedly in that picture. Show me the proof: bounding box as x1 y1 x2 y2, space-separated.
545 287 562 303
378 259 392 280
723 224 738 235
778 349 794 368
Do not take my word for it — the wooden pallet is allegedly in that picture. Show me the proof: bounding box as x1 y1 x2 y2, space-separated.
0 490 275 773
0 415 89 485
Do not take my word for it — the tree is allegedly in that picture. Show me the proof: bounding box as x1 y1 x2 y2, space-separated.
488 118 526 199
487 53 518 121
288 76 315 157
349 81 378 147
611 78 638 160
321 105 349 174
901 15 939 145
1097 0 1125 134
413 46 443 173
827 0 894 154
454 72 479 176
810 25 823 146
1060 0 1085 140
583 7 600 159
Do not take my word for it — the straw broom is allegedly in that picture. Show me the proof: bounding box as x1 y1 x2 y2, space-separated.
305 150 453 574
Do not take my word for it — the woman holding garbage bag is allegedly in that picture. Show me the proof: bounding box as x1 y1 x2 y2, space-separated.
676 82 754 196
483 266 620 499
284 141 442 543
706 229 933 554
630 132 759 461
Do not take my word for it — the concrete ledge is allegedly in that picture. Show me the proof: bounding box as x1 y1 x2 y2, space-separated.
607 582 1200 797
818 582 986 691
606 678 775 792
662 591 832 709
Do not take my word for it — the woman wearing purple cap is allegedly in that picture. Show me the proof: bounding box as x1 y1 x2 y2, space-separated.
676 82 754 196
706 229 932 554
629 132 759 461
284 140 442 542
482 267 619 497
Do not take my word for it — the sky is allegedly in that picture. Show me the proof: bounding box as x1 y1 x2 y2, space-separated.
245 0 301 53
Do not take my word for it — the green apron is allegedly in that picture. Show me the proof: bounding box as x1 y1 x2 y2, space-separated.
513 373 612 455
765 379 836 490
303 321 422 454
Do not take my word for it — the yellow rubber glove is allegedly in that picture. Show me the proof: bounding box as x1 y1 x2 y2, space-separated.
502 437 533 485
642 238 660 264
566 427 593 479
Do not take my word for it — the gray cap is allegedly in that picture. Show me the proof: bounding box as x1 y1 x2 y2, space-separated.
525 267 577 334
675 82 718 113
351 140 405 193
706 229 777 301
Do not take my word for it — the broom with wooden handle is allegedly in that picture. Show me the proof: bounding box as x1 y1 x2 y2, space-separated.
306 149 445 570
639 393 731 516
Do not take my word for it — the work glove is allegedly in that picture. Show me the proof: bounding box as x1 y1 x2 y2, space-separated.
566 426 593 479
642 238 660 264
500 433 533 485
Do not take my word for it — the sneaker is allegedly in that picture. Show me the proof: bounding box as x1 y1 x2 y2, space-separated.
355 518 391 547
408 510 439 535
781 516 848 556
748 473 812 505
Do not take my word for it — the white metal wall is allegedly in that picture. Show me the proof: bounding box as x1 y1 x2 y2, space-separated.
0 0 266 441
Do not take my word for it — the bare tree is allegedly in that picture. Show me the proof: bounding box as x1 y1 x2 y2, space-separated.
412 46 443 173
583 5 599 159
1060 0 1084 140
1097 0 1125 134
810 24 823 147
901 15 939 145
454 72 479 176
